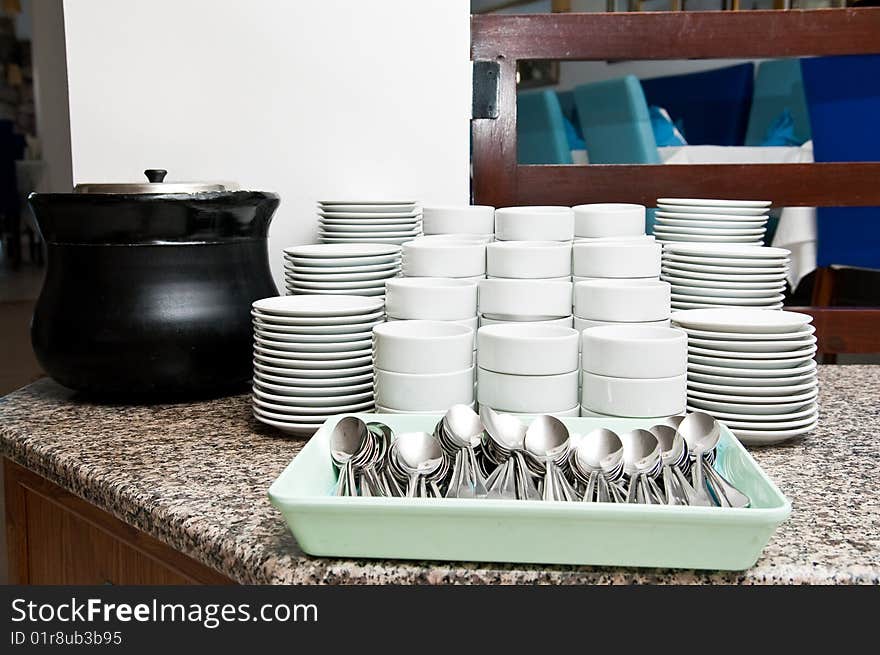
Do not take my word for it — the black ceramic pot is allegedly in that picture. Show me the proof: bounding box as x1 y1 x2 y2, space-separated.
29 170 279 399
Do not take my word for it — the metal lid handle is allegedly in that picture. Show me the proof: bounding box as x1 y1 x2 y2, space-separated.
144 169 168 183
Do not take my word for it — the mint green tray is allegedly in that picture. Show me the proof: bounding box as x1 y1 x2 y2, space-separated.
268 415 791 571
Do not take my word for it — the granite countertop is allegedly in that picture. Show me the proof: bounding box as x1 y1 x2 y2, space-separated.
1 366 878 584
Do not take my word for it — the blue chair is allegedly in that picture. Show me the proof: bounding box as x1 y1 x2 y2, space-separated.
801 55 880 271
516 89 572 164
641 63 755 146
745 59 812 147
572 75 659 164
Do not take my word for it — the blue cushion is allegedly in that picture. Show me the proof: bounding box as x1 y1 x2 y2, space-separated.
649 106 687 147
759 109 804 147
746 59 812 147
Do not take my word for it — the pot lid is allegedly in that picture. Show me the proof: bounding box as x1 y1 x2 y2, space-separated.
74 169 230 194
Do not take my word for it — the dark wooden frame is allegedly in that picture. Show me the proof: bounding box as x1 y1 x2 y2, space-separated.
471 8 880 354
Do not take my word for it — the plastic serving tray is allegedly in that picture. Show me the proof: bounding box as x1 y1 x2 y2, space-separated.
268 414 791 571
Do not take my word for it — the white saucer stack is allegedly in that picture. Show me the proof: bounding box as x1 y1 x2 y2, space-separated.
317 200 422 245
283 244 401 297
661 243 790 310
654 198 771 245
671 308 818 446
251 295 385 436
572 203 650 243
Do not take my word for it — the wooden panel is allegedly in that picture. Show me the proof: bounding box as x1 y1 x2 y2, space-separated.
4 459 234 585
789 307 880 354
471 8 880 60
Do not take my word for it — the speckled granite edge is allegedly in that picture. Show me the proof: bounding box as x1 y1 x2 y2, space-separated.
2 368 879 585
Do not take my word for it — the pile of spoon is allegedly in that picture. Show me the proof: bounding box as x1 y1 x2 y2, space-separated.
328 406 750 507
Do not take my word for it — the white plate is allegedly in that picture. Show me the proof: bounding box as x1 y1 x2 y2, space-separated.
688 395 816 415
654 225 765 236
253 352 372 369
688 359 817 377
253 319 382 335
252 413 324 436
687 336 816 353
662 243 789 258
252 386 373 405
253 328 372 344
318 231 421 240
688 404 817 423
284 277 390 291
673 302 784 311
284 243 400 259
318 211 421 220
730 421 817 445
714 412 818 431
654 233 763 243
253 373 373 392
688 353 813 369
670 285 784 299
318 204 417 213
657 198 772 208
688 344 816 360
252 397 375 416
318 199 418 206
688 378 817 395
655 217 766 229
254 343 372 359
319 223 421 234
254 336 371 353
688 369 816 386
253 361 373 378
319 237 417 245
662 264 787 280
285 254 400 268
252 309 384 325
285 269 399 283
286 286 386 297
677 325 815 341
285 261 399 275
655 211 769 222
252 295 384 317
656 204 768 216
672 292 785 305
319 217 422 226
687 386 818 404
663 253 789 268
662 275 786 290
671 308 812 333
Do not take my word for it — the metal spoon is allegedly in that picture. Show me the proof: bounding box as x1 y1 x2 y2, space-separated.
649 424 706 506
329 416 368 496
524 415 577 502
572 428 625 503
391 431 445 498
481 407 539 500
441 404 487 498
677 412 749 508
619 428 664 504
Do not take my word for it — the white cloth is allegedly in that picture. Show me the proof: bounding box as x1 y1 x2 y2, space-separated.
658 142 817 288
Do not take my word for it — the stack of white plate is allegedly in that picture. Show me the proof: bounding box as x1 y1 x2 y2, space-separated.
671 308 818 446
282 244 401 297
654 198 771 245
251 295 385 436
318 200 422 245
661 243 790 310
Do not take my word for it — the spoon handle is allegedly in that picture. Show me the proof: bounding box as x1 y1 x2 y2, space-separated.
672 466 709 507
691 457 717 507
704 464 750 508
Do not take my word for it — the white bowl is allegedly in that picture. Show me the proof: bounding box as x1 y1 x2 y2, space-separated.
477 324 579 375
581 325 687 378
573 203 646 238
486 241 572 279
384 277 477 320
372 320 473 374
480 315 573 328
411 233 494 244
581 371 686 418
574 279 670 321
494 206 574 242
377 402 476 414
401 241 486 278
574 235 655 243
579 406 676 420
387 314 479 348
422 205 495 235
574 316 670 332
572 241 661 278
477 368 579 413
374 367 474 410
573 275 659 283
483 404 580 418
479 279 573 318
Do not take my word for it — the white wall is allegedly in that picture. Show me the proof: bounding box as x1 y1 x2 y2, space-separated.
62 0 472 287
